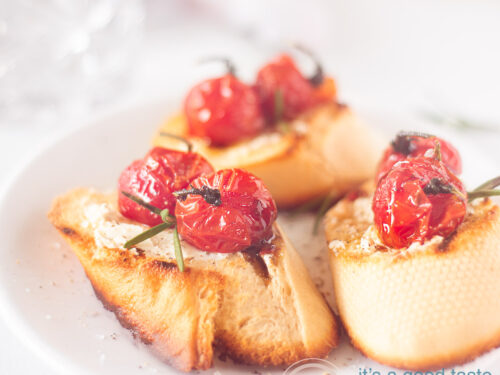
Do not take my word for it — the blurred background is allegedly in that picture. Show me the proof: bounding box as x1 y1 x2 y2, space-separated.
1 0 499 373
2 1 500 133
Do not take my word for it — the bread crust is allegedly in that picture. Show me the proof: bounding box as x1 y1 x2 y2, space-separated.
325 190 500 370
48 188 338 371
152 103 384 208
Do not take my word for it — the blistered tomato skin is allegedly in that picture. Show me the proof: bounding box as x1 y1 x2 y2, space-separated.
372 158 467 249
118 147 214 227
175 169 278 253
184 75 265 147
376 134 462 182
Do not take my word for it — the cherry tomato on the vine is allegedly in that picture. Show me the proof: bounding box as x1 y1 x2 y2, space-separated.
376 133 462 181
118 147 214 226
372 157 467 249
175 168 278 253
255 54 335 122
184 74 265 146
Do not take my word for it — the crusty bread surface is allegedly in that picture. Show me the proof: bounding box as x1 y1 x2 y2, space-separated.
48 188 339 372
325 187 500 370
152 103 384 208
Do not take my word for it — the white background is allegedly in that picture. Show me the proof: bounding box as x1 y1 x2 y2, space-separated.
1 0 499 373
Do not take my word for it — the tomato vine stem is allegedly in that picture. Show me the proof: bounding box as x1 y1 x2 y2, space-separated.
158 132 193 153
174 185 222 206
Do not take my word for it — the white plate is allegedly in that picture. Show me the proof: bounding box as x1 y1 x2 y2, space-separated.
0 100 498 375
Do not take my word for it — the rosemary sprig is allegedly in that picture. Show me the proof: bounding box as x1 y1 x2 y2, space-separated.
173 225 184 272
467 190 500 201
420 110 497 132
288 192 338 234
124 222 171 249
467 176 500 202
121 191 163 216
472 176 500 192
274 89 284 123
120 191 184 272
289 196 326 215
313 192 337 234
274 89 292 133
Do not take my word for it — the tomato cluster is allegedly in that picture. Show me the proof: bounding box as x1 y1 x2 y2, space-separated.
376 132 462 181
372 133 466 248
184 54 336 146
118 147 277 253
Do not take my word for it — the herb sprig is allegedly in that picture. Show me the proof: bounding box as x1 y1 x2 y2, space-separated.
121 192 184 272
468 176 500 202
420 110 498 132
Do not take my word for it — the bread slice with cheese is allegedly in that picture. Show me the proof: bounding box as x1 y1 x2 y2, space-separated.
48 188 339 372
324 187 500 370
153 103 383 208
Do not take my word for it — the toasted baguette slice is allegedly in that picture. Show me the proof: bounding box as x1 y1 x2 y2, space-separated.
152 103 383 208
48 188 339 372
324 188 500 370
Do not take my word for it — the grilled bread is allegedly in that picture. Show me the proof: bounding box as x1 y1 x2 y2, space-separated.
48 188 339 372
153 103 383 208
325 188 500 370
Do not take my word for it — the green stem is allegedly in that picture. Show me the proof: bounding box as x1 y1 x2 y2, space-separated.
433 140 442 162
472 176 500 192
274 89 284 123
159 132 193 153
121 191 175 222
419 110 497 132
198 57 236 76
160 209 174 223
121 192 185 272
124 222 171 249
467 189 500 202
292 43 324 87
289 196 325 215
313 192 336 234
121 191 162 215
173 225 185 272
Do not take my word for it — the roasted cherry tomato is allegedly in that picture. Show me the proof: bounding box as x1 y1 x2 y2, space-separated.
372 157 467 249
255 54 335 122
376 132 462 181
118 147 214 226
184 74 265 147
175 168 277 253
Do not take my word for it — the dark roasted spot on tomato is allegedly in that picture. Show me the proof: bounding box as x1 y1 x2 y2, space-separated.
423 178 456 195
174 185 222 206
391 133 417 155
